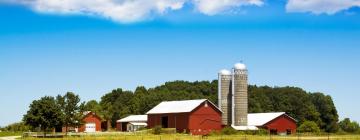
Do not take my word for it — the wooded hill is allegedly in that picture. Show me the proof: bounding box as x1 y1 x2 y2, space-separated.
87 80 339 132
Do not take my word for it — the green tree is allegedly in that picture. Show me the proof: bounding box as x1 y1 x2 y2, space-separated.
298 121 320 133
310 93 339 132
100 102 114 130
339 118 360 133
100 88 125 130
84 100 102 114
57 92 85 135
23 96 63 136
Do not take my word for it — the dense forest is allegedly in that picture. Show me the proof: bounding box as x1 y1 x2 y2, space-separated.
84 80 339 132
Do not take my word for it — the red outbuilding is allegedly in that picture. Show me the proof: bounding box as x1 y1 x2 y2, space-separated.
245 112 297 135
62 111 102 133
146 99 222 135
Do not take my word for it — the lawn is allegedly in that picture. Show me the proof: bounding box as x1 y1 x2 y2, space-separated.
22 133 360 140
0 131 23 137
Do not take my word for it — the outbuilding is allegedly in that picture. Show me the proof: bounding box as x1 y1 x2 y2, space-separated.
146 99 222 135
116 115 147 131
61 111 102 133
236 112 297 135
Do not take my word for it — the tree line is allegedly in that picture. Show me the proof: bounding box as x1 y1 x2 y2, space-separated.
4 80 358 134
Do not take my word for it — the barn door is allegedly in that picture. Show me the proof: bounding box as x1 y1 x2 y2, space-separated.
161 116 168 128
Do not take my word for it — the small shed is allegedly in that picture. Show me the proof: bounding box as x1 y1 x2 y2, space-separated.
233 112 297 135
146 99 222 135
116 115 147 131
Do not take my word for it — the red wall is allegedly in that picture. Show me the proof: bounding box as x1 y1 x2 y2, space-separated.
188 102 222 135
147 101 222 135
78 112 102 132
147 112 189 132
263 114 297 134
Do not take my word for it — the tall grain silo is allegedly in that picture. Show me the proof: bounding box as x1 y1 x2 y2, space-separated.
232 63 248 126
218 69 232 125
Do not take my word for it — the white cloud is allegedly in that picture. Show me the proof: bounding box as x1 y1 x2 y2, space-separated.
10 0 187 23
2 0 264 23
192 0 264 15
286 0 360 15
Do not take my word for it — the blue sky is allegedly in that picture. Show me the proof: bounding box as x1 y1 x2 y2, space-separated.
1 0 360 126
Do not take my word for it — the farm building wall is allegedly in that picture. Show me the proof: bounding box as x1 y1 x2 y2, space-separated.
78 112 102 132
147 112 189 132
263 114 297 135
188 101 222 135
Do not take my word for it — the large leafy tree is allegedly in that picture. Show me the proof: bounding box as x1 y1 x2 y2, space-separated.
23 96 62 136
84 100 102 114
57 92 85 135
311 93 339 132
100 89 123 130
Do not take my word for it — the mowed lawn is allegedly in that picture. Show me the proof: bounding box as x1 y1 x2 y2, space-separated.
0 132 22 137
22 134 360 140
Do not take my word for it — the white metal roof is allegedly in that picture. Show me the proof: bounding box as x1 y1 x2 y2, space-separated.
232 112 292 130
248 112 286 126
129 122 147 126
117 115 147 122
146 99 221 114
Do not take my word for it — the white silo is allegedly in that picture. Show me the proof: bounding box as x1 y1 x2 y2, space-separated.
232 63 248 126
218 69 232 125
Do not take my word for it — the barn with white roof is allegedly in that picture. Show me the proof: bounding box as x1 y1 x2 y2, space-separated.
116 115 147 132
231 112 297 135
146 99 222 135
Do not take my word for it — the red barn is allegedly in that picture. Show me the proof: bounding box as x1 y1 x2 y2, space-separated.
62 111 102 133
79 111 102 132
146 99 222 135
244 112 297 135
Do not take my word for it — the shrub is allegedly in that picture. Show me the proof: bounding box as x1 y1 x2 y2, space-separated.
298 121 320 133
221 126 237 135
162 128 176 134
152 125 162 135
256 128 269 135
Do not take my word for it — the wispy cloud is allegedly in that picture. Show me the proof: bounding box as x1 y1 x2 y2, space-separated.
286 0 360 15
2 0 263 23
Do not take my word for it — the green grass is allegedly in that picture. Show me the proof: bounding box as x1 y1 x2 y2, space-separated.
0 131 23 137
22 133 360 140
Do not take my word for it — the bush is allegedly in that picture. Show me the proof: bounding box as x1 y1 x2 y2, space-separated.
221 126 237 135
138 127 148 131
298 121 320 133
152 125 162 135
339 118 360 133
256 128 269 135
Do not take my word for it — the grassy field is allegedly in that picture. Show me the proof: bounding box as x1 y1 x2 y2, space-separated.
0 131 23 137
21 133 360 140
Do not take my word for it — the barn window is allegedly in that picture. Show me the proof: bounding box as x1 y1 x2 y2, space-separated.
204 101 208 107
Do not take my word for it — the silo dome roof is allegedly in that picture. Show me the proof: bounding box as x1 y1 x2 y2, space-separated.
234 63 246 70
219 69 231 75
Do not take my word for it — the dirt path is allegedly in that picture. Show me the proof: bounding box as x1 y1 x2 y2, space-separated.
0 136 21 140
